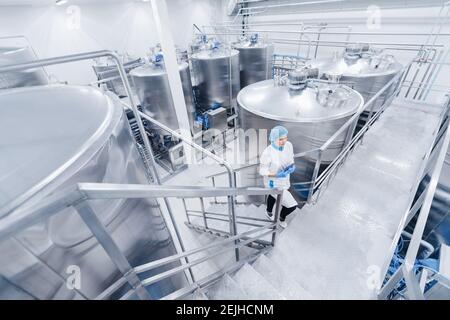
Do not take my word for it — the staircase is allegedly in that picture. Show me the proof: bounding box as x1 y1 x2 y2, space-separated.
174 97 448 300
185 252 313 300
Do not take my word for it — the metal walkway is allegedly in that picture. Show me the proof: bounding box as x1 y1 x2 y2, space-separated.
265 97 445 299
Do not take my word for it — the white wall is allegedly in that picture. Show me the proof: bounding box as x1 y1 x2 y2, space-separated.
219 0 450 102
0 0 223 84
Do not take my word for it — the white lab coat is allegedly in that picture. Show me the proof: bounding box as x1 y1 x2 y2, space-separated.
259 141 297 208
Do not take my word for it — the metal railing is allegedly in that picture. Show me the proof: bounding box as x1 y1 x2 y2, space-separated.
378 116 450 300
0 183 282 300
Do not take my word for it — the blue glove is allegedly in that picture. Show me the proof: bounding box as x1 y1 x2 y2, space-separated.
275 170 288 178
283 164 296 175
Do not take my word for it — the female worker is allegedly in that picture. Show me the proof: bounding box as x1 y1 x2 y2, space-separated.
259 126 298 228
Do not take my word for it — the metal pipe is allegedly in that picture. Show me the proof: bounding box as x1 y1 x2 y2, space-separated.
237 0 346 13
211 177 218 204
188 210 271 223
308 150 322 203
187 213 266 228
140 228 274 288
182 198 191 224
401 231 435 258
199 197 208 229
134 223 275 274
211 28 450 37
266 37 445 48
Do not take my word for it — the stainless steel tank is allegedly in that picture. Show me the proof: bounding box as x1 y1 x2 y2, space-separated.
310 44 403 113
0 46 48 89
191 47 240 112
237 70 364 199
232 35 274 88
92 55 143 98
0 85 187 299
130 61 196 135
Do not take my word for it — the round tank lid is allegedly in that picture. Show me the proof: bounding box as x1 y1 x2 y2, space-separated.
130 61 188 77
191 48 239 60
311 53 403 78
0 85 121 217
233 40 272 49
0 46 28 56
237 79 364 122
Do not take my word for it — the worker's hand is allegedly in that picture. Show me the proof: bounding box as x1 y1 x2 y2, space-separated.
275 170 288 178
283 164 296 175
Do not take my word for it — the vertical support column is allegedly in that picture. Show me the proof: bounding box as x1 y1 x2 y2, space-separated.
150 0 194 164
149 0 195 284
200 197 208 229
308 150 322 203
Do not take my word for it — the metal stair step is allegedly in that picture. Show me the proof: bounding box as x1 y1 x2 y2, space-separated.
231 263 286 300
251 254 313 299
206 274 248 300
186 289 209 300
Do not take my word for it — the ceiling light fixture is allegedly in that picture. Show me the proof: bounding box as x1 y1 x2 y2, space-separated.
55 0 68 5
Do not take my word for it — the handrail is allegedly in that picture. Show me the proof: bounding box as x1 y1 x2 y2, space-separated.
78 183 281 199
0 183 281 242
0 35 51 81
0 180 283 301
320 70 406 152
205 146 319 180
133 222 275 275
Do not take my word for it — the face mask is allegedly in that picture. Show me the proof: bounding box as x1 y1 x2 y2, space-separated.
271 142 284 151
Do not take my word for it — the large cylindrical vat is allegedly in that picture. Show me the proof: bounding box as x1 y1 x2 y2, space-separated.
0 85 187 299
191 48 240 112
232 36 274 88
0 46 48 89
130 61 196 135
310 46 402 113
237 77 363 198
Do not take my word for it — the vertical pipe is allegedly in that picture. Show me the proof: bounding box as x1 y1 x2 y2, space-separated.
200 197 208 229
182 198 191 224
308 150 322 203
212 177 218 204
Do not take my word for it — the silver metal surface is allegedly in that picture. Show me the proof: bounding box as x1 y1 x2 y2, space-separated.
310 48 403 112
237 79 363 183
0 85 186 299
232 38 274 88
130 61 195 134
191 48 240 111
92 55 142 98
0 46 48 89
